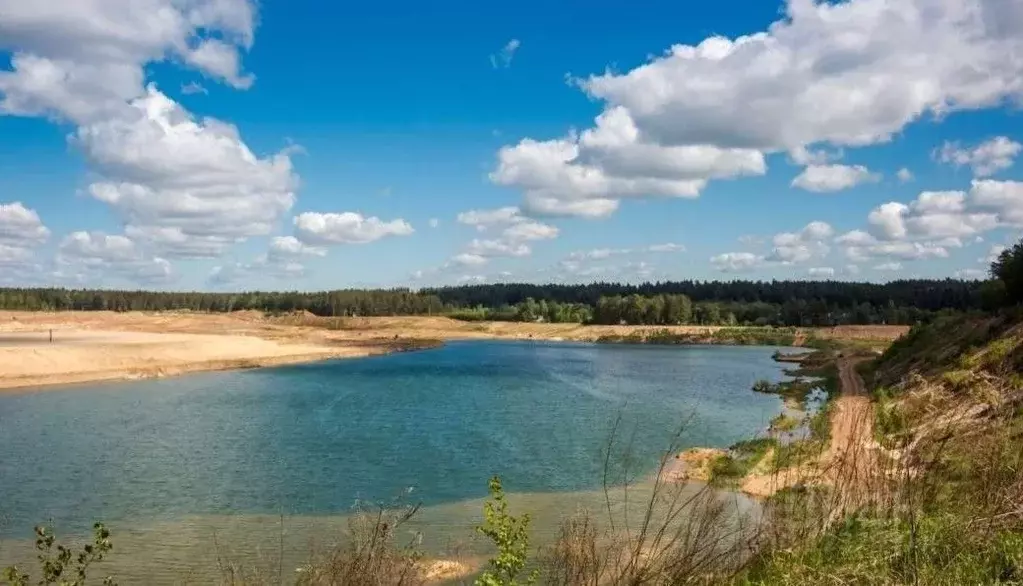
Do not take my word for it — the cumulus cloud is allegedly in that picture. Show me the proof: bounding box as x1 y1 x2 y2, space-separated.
897 168 914 183
648 242 686 253
955 268 987 279
293 212 413 245
936 136 1022 177
789 146 841 166
791 164 880 192
0 0 257 124
210 258 304 286
766 221 833 264
580 1 1023 151
0 201 49 247
79 87 298 257
874 262 903 272
452 253 487 267
491 0 1023 219
808 267 835 278
58 231 173 284
491 107 765 218
428 218 440 228
181 82 208 95
448 214 558 266
0 202 49 274
267 236 326 261
711 252 763 273
0 0 297 263
456 206 523 230
982 244 1006 264
490 39 521 69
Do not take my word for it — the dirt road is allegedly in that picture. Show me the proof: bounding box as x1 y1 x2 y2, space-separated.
740 356 878 498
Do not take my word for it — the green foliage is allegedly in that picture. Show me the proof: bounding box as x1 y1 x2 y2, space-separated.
2 523 115 586
710 438 777 483
475 477 538 586
991 239 1023 306
769 412 800 433
0 287 444 316
426 279 985 326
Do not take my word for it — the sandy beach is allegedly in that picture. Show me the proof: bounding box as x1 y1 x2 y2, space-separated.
0 310 908 391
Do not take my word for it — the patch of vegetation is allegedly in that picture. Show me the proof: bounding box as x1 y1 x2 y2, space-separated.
769 412 801 433
750 377 822 408
2 523 115 586
709 438 778 483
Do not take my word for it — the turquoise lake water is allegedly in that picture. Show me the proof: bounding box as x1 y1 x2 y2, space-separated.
0 340 789 580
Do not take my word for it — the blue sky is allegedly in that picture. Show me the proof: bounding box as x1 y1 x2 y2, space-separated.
1 0 1022 290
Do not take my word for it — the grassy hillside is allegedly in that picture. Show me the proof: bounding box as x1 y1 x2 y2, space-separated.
733 311 1023 585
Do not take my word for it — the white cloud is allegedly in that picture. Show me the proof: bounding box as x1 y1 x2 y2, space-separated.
844 264 860 275
648 242 686 253
788 146 841 166
449 215 557 266
0 0 256 124
465 238 530 258
766 221 832 264
791 164 879 192
955 268 987 279
711 252 763 273
267 236 326 261
982 244 1006 264
452 253 487 267
456 206 523 230
181 82 208 95
78 88 297 255
501 220 559 242
294 212 413 245
808 267 835 278
490 39 521 69
579 1 1023 151
0 1 288 262
184 38 254 89
874 262 903 272
491 107 765 218
458 274 487 284
58 231 173 284
209 258 304 286
897 167 914 182
567 248 630 261
937 136 1022 177
492 0 1023 219
428 218 440 228
0 201 49 247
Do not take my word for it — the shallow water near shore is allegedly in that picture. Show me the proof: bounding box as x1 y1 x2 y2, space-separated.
0 340 789 581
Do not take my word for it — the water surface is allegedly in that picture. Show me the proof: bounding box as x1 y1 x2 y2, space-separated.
0 341 789 579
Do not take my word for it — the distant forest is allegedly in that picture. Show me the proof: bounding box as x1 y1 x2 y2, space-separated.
0 278 995 327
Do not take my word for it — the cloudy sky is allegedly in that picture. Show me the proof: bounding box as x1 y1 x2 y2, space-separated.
1 0 1022 290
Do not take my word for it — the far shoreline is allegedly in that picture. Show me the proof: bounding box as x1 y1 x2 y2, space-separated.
0 310 906 392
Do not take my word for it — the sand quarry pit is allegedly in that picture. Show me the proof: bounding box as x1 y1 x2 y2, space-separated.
0 311 909 391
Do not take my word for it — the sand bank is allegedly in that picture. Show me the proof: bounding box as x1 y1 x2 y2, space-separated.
0 311 907 391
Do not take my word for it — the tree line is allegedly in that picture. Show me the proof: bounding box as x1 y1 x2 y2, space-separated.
0 274 1005 327
0 288 444 316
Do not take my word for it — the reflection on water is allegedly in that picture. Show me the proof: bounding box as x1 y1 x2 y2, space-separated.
0 341 786 583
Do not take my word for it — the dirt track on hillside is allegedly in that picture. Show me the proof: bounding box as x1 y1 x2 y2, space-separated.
740 356 877 499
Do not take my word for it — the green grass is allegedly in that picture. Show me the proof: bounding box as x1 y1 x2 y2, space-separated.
709 438 778 484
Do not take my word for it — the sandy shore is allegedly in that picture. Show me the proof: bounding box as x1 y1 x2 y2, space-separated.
0 311 908 391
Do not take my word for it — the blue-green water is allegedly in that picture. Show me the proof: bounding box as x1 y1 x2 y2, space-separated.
0 340 788 579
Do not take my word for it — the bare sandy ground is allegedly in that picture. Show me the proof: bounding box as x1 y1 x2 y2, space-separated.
0 311 908 391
